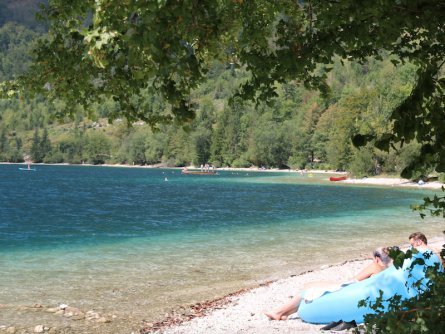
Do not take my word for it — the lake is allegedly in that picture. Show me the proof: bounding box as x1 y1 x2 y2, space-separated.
0 164 442 333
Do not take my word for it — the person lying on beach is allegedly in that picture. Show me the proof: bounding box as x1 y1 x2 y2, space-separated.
264 247 392 321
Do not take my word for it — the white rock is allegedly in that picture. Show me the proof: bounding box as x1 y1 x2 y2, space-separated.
85 310 100 320
6 327 16 334
34 325 44 333
46 307 59 313
65 306 83 316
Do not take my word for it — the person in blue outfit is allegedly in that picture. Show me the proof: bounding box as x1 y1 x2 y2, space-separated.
264 247 392 321
297 232 443 325
409 231 444 264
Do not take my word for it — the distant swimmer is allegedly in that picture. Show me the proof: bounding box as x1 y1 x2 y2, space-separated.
164 177 168 182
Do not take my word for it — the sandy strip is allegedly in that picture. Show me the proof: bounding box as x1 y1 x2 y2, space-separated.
147 238 444 334
340 177 445 189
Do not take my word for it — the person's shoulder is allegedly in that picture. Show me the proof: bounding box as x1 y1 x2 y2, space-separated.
415 246 434 254
414 247 442 263
370 262 385 273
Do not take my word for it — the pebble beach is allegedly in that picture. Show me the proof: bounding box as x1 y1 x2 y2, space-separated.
151 238 444 334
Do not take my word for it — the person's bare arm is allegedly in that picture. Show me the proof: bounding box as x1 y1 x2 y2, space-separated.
354 262 379 281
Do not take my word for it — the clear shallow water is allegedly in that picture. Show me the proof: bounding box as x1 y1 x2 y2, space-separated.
0 165 443 332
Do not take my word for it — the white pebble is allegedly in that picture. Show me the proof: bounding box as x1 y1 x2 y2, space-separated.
34 325 44 333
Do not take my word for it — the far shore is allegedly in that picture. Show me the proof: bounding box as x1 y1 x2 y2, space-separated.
4 161 445 190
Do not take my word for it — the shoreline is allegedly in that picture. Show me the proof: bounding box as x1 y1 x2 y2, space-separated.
341 177 445 189
148 237 445 334
142 259 370 334
3 162 444 190
3 238 442 334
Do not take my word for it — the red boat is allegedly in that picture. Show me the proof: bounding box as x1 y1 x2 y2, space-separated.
329 176 347 181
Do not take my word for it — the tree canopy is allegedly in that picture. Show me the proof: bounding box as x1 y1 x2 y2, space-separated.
1 0 445 177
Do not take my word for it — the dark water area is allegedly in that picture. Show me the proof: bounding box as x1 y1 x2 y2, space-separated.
0 164 430 250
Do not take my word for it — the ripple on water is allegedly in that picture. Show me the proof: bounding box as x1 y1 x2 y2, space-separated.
0 165 443 332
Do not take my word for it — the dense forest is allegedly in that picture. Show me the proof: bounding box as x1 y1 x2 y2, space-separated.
0 5 436 179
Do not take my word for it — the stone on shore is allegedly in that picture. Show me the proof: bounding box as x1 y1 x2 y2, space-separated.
34 325 44 333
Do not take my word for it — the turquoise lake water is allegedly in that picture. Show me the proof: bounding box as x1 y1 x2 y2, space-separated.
0 164 443 332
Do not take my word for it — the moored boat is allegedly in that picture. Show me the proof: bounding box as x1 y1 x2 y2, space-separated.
329 176 347 181
181 170 217 175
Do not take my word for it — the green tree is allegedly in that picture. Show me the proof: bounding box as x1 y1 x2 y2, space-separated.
348 145 376 178
0 127 9 160
5 0 444 178
9 135 23 162
324 88 376 170
57 131 84 164
192 127 211 166
126 130 148 165
84 130 111 165
292 100 323 167
40 127 52 159
30 128 42 162
145 131 165 165
248 119 291 168
210 99 248 166
311 106 334 166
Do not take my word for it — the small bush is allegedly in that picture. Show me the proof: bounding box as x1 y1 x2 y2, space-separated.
232 157 251 168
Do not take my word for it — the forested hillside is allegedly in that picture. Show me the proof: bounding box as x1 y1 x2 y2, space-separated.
0 0 46 31
0 16 434 179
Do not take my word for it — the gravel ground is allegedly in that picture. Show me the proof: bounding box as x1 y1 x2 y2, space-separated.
157 259 368 334
156 238 444 334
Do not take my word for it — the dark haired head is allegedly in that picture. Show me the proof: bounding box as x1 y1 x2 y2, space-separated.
409 232 428 245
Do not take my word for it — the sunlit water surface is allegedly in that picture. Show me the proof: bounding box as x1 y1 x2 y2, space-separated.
0 165 442 332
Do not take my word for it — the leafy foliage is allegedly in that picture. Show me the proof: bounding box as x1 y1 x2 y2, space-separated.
0 21 436 177
358 249 445 334
2 1 444 176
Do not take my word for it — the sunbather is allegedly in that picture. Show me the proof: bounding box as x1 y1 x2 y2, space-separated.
264 247 392 321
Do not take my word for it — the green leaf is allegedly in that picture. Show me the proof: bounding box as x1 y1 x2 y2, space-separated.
352 134 374 148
